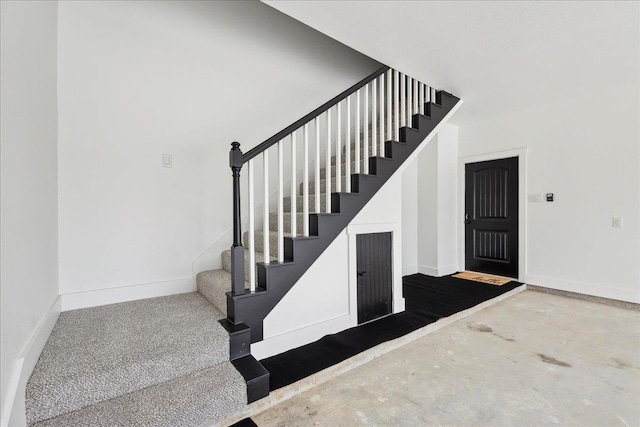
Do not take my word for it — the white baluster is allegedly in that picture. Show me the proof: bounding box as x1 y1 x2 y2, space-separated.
336 102 342 193
325 108 331 213
364 84 369 174
407 76 413 126
263 150 269 264
414 79 419 114
355 89 360 174
277 140 284 263
419 82 425 115
314 117 320 213
379 74 385 157
400 72 405 129
346 95 351 192
372 79 377 158
303 123 309 236
248 159 255 291
387 69 392 145
290 131 296 237
426 85 431 103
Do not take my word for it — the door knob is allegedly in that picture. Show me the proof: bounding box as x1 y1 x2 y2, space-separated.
357 270 368 277
464 213 471 224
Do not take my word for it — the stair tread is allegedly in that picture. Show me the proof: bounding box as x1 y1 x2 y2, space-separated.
33 361 247 427
26 293 231 425
197 269 249 314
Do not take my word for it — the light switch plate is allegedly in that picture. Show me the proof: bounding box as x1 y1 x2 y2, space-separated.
162 154 172 168
612 217 623 228
528 193 543 203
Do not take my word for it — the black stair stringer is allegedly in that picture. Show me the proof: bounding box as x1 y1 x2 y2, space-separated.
227 91 460 343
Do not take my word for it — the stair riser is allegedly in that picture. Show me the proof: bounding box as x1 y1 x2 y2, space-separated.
299 176 348 196
243 231 281 253
269 213 305 236
283 195 326 213
222 251 251 281
321 159 366 178
221 250 273 280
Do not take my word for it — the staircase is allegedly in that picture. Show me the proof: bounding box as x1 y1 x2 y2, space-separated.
198 68 460 351
25 66 459 426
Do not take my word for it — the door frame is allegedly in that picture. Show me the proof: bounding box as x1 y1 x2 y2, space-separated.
457 148 528 281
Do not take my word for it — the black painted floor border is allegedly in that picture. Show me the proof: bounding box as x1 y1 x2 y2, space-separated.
261 273 522 391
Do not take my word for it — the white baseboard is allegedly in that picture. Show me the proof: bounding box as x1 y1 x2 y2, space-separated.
252 314 355 361
525 274 639 304
402 265 418 276
418 264 458 277
61 277 196 311
2 296 61 427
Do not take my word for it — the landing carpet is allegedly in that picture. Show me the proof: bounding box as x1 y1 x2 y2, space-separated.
261 273 522 391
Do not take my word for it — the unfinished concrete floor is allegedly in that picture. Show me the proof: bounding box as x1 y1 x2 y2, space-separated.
252 290 640 426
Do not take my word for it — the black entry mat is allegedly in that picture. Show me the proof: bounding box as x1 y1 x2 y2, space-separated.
260 273 522 391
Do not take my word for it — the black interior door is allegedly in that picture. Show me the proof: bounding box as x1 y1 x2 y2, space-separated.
356 232 393 324
465 157 519 278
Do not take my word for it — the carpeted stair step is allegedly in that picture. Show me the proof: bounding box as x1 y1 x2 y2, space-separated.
321 159 366 178
26 293 237 425
243 230 290 252
283 194 327 213
299 176 349 196
197 269 249 314
269 212 306 236
221 248 276 280
33 361 247 427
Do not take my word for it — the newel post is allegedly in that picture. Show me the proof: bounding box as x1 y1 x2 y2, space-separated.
230 141 245 296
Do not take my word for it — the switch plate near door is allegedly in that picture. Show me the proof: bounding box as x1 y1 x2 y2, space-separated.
612 217 623 228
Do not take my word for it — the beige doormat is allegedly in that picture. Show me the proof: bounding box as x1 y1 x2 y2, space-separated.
453 272 512 286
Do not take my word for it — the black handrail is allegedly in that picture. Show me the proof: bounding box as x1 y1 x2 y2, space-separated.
242 65 390 164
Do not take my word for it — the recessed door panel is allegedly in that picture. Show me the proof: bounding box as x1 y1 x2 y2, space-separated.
356 232 393 324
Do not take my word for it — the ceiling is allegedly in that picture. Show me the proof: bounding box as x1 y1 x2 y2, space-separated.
264 1 639 123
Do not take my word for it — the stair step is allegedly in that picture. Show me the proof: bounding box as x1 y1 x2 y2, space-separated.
322 159 366 178
231 355 270 404
243 230 290 252
33 361 247 427
299 176 349 196
283 194 326 213
197 269 250 314
26 293 232 425
269 212 306 236
222 248 276 280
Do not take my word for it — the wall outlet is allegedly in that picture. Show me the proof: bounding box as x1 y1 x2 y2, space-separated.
612 217 623 228
528 193 543 203
162 154 172 168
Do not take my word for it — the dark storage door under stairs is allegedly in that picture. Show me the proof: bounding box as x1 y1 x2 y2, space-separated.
356 232 393 324
465 157 519 278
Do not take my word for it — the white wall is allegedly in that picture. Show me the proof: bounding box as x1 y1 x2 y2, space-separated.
401 158 418 276
458 81 640 303
415 124 459 276
436 125 458 272
0 1 60 424
56 1 379 301
417 137 438 271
